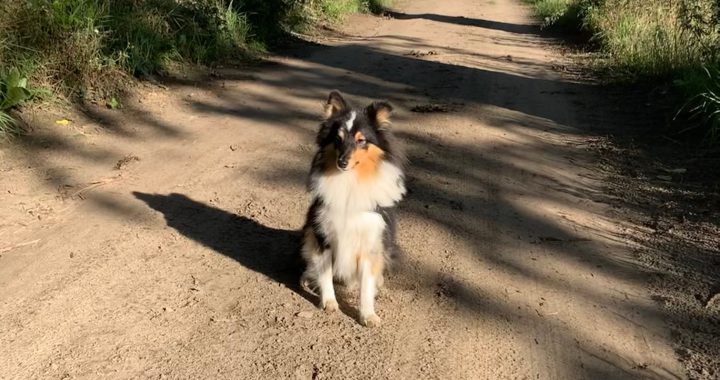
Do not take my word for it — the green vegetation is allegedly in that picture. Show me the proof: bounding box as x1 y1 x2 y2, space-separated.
366 0 393 14
525 0 720 143
529 0 586 29
0 68 34 137
0 0 390 138
676 66 720 143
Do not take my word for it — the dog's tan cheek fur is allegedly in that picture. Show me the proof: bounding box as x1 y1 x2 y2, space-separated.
350 144 384 181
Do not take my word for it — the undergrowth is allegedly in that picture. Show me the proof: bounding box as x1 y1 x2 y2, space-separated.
0 0 391 137
525 0 720 143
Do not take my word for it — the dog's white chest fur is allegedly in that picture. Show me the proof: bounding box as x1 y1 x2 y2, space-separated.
310 162 405 279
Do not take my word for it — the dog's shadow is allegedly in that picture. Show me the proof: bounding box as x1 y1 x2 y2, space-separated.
134 192 392 322
133 192 310 298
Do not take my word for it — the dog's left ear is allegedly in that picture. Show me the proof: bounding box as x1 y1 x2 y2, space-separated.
366 101 393 126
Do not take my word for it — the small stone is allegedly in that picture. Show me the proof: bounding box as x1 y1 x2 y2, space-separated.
296 311 313 319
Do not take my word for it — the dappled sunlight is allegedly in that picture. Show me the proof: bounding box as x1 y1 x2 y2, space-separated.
225 72 678 375
0 0 686 378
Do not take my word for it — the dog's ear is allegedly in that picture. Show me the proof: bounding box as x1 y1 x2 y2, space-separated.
323 90 349 119
366 101 393 126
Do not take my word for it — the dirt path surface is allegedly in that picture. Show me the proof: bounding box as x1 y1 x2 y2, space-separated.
0 0 690 379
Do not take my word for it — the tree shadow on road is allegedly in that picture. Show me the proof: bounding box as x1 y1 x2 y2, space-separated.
385 11 542 35
3 10 693 379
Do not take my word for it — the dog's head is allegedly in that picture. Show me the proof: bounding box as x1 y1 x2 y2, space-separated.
316 91 395 174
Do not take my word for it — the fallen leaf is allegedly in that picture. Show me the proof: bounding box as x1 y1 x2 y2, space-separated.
55 119 71 126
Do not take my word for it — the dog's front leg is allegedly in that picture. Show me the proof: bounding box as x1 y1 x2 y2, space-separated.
318 249 339 312
359 255 381 327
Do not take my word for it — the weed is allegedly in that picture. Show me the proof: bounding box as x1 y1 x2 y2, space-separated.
0 67 33 137
0 110 21 137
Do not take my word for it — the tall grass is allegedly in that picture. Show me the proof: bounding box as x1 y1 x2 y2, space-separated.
676 66 720 143
525 0 720 143
0 0 257 99
587 1 718 78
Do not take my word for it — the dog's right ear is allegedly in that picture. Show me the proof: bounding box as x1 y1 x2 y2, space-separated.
323 90 349 119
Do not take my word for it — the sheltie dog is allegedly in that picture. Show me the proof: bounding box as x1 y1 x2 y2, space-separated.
300 91 406 327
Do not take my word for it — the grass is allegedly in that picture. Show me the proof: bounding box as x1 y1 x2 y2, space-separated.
676 65 720 143
523 0 589 30
323 0 392 19
0 0 257 121
534 0 571 24
589 1 714 78
321 0 367 21
0 0 392 138
525 0 720 144
531 0 575 28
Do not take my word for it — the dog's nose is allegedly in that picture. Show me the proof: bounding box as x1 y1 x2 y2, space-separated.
337 157 349 169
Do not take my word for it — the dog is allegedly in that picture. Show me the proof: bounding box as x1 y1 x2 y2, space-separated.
300 91 406 327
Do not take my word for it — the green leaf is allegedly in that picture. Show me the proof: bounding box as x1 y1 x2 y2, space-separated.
2 86 31 109
106 97 121 109
5 68 21 89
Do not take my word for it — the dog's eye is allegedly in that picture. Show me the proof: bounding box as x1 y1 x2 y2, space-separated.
357 138 367 145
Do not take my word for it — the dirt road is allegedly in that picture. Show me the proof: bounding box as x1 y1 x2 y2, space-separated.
0 0 688 378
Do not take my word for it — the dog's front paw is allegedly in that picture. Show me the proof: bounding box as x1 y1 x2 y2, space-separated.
361 313 381 327
321 299 339 313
